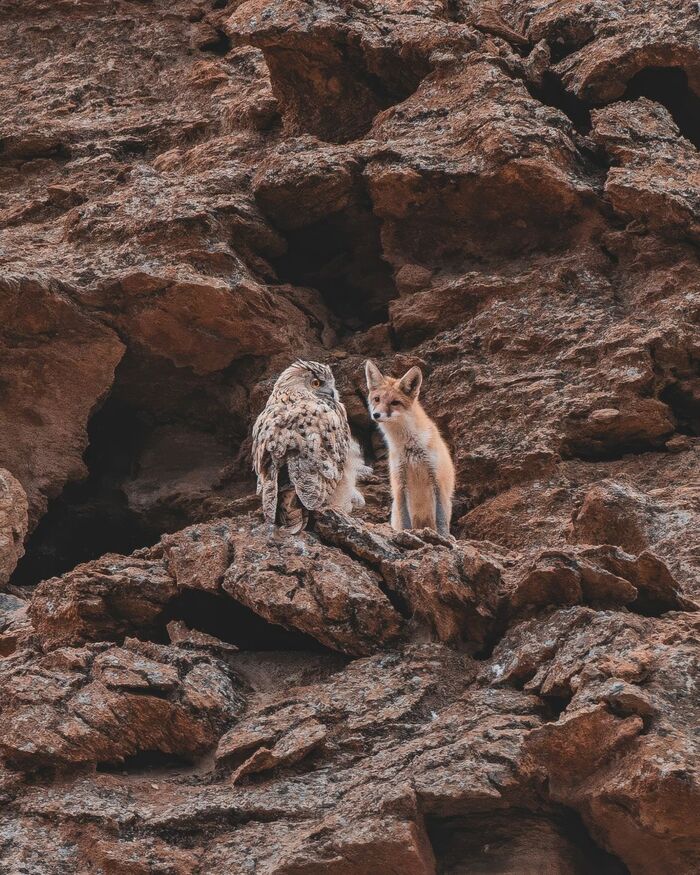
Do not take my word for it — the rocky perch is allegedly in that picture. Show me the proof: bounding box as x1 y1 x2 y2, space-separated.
1 0 699 873
0 510 697 873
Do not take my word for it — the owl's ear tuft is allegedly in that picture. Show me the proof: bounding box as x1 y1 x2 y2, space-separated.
365 360 383 391
397 366 422 399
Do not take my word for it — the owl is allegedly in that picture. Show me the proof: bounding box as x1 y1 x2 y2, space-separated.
252 360 368 532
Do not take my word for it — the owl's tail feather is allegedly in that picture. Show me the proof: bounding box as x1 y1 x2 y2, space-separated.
274 465 307 533
261 467 279 525
277 484 307 533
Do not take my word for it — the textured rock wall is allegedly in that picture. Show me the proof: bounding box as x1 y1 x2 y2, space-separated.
0 0 699 873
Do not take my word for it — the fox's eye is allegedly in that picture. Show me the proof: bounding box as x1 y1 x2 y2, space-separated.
373 396 380 403
311 378 321 388
390 400 401 406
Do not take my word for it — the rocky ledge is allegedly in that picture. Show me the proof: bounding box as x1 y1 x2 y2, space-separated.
1 0 699 873
0 508 698 873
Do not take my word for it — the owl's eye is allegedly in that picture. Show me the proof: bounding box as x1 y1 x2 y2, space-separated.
311 378 321 388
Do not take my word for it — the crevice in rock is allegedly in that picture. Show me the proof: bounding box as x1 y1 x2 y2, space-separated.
96 750 195 774
0 138 72 164
622 67 700 149
525 71 592 134
162 589 334 652
199 28 232 57
376 577 413 621
548 33 596 65
426 809 629 874
11 396 160 588
540 692 573 722
660 379 700 436
11 349 256 588
560 437 667 463
272 196 396 328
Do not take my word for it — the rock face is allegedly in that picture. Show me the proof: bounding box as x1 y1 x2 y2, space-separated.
0 470 28 587
1 0 699 873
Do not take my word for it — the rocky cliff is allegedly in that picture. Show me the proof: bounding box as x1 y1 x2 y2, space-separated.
0 0 699 872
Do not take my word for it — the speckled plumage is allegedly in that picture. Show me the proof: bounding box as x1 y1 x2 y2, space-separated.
252 360 352 532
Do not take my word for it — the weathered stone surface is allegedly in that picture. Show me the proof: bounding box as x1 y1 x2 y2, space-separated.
462 449 700 601
0 593 31 658
592 98 700 240
0 279 125 526
485 607 700 872
31 516 403 656
0 638 245 771
1 0 699 871
540 0 700 107
0 470 28 587
29 555 178 650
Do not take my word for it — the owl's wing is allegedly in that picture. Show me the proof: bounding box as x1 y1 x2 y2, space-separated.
287 400 350 511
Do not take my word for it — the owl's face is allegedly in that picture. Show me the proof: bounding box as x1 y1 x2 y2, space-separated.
280 361 338 402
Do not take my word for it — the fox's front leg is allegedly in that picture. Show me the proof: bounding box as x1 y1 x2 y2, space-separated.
390 467 411 531
434 483 452 537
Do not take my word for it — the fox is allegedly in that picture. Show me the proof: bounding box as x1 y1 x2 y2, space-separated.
365 360 455 537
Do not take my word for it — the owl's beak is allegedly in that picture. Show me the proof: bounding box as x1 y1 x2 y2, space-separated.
319 386 336 401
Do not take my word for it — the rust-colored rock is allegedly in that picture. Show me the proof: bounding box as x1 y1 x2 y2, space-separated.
0 470 28 587
1 0 699 871
592 98 700 241
486 607 700 872
0 638 245 771
0 279 124 526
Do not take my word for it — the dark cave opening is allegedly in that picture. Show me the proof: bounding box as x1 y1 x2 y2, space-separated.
427 809 628 874
661 378 700 436
199 27 232 57
548 32 596 65
526 71 592 134
11 397 160 588
97 750 195 774
273 204 397 329
10 349 256 589
162 588 334 652
622 67 700 149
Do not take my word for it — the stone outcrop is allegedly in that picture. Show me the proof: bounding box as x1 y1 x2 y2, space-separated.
0 470 28 587
1 0 699 872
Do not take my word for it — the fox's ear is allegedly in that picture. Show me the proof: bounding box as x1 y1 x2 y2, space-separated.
398 366 422 399
365 360 383 390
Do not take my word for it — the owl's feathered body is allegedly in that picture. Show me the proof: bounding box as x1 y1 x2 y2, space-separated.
252 360 356 532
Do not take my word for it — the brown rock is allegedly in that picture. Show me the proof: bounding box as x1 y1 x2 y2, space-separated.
0 470 28 587
592 98 700 240
0 638 245 771
487 608 700 872
0 279 125 526
29 555 178 649
218 520 403 655
1 0 699 871
31 516 403 656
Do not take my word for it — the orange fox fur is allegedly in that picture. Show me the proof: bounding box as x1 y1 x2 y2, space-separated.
365 360 455 536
